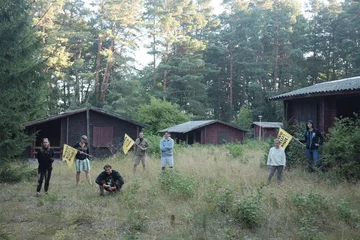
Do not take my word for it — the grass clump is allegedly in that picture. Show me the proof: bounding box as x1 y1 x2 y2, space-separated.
159 170 197 199
233 186 264 229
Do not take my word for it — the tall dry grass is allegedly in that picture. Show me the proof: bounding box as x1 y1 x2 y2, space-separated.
0 143 359 240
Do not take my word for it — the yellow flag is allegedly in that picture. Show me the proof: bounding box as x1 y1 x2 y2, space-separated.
62 144 77 168
277 128 293 149
123 134 135 154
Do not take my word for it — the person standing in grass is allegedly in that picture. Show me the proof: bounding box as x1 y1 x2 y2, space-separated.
133 132 149 174
267 138 286 184
96 164 124 195
296 120 324 172
74 135 92 185
160 131 174 172
36 138 54 196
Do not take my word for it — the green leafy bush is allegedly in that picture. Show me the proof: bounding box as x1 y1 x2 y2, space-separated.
336 199 360 228
226 143 244 158
292 190 328 215
205 183 235 213
323 117 360 181
159 171 197 199
0 161 37 183
232 187 264 228
283 121 308 169
137 97 189 134
144 134 162 156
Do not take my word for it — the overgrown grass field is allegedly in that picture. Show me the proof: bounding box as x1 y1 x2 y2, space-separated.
1 142 360 240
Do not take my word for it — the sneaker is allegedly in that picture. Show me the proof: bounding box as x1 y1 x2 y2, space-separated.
45 191 48 194
36 192 40 197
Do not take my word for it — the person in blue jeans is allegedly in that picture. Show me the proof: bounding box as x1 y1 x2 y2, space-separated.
297 120 324 172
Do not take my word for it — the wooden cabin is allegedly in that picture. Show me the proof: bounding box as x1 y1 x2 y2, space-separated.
24 107 145 159
269 76 360 133
251 122 283 140
159 120 246 144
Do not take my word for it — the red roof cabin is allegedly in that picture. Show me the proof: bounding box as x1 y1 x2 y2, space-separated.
159 120 246 144
251 122 283 140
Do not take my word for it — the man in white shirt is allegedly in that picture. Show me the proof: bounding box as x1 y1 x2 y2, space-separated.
267 138 286 184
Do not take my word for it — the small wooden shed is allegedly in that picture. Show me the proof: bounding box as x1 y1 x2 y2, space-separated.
24 107 145 158
251 122 283 140
159 120 246 145
269 76 360 133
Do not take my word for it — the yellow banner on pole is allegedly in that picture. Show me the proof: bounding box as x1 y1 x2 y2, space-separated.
277 128 293 149
123 134 135 154
62 144 77 168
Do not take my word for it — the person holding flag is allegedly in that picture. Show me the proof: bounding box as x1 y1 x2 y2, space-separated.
267 138 286 185
36 138 54 196
133 132 149 174
296 120 324 172
74 135 92 185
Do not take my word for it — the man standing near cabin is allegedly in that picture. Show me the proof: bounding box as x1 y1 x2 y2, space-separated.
133 132 149 174
74 135 92 185
160 131 174 172
297 120 324 172
96 164 124 195
267 138 286 184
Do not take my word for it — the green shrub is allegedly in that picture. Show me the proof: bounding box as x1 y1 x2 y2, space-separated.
283 121 308 169
336 199 360 228
323 116 360 181
226 143 244 158
0 160 37 183
232 187 264 228
292 190 328 215
144 134 162 156
299 213 321 239
159 171 197 199
205 183 234 213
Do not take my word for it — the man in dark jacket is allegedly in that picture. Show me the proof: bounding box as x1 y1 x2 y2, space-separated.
298 120 324 172
95 164 124 195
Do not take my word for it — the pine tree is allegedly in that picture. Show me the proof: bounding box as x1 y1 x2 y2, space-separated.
0 0 47 159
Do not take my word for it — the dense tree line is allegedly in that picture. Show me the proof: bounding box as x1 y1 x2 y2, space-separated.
1 0 360 158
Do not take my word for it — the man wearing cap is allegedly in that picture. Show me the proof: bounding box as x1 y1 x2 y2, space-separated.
73 135 92 185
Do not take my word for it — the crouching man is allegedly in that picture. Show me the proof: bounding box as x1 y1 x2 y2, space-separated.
95 164 124 195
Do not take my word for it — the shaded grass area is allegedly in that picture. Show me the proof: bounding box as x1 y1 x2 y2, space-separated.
0 142 360 240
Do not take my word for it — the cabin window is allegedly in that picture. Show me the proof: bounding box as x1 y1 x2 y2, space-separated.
93 126 113 147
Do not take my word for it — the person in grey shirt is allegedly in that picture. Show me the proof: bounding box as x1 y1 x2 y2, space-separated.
267 138 286 184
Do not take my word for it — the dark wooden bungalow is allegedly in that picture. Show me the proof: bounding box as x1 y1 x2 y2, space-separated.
24 107 145 159
159 120 246 144
251 122 283 140
269 76 360 133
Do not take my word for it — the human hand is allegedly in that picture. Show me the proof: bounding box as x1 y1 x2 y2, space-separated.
315 143 319 147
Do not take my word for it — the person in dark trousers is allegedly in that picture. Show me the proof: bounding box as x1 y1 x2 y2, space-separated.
267 138 286 184
96 164 124 195
74 135 92 185
297 120 324 172
36 138 54 196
